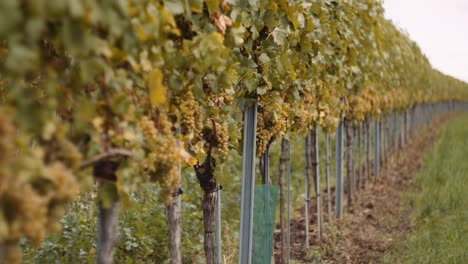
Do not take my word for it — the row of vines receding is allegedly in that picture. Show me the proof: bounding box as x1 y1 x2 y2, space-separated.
1 0 468 263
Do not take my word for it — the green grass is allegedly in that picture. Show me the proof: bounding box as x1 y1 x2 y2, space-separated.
383 114 468 264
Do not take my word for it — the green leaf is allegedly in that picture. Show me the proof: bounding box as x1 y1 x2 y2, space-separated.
271 28 287 45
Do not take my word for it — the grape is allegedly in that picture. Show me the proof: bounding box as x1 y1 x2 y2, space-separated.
256 102 288 156
140 115 180 203
173 89 203 142
0 109 81 262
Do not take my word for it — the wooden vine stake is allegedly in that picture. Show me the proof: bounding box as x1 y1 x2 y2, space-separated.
167 132 182 264
167 192 182 264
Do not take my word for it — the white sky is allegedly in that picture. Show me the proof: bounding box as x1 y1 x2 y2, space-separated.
383 0 468 83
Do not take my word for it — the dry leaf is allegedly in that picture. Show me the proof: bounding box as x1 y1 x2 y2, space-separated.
213 12 232 36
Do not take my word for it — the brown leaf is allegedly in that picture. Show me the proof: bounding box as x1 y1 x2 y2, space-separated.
220 1 230 12
213 12 232 36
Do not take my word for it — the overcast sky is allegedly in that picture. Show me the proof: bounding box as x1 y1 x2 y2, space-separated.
383 0 468 83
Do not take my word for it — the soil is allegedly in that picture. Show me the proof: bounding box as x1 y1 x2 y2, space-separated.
273 114 454 264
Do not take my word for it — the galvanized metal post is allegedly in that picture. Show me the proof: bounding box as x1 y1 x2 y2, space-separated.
366 119 370 180
380 116 384 164
402 111 405 145
374 119 379 177
304 132 310 248
393 111 397 150
357 123 362 191
325 133 331 222
238 102 257 264
286 140 291 264
335 115 344 218
216 187 222 264
313 130 321 242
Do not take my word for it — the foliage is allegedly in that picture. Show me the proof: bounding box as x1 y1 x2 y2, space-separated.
1 0 468 262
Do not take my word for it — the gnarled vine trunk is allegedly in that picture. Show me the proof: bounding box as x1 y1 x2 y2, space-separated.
97 199 119 264
194 156 218 264
94 161 120 264
0 240 20 264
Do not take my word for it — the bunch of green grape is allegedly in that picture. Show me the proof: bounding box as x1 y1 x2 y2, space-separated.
172 89 203 143
139 115 179 203
0 110 80 263
256 101 288 156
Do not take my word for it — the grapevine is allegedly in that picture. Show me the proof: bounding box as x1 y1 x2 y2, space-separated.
0 0 467 263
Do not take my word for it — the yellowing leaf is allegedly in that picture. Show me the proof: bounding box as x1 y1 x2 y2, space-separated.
148 69 167 107
123 130 135 141
134 23 147 41
92 117 104 131
160 7 177 27
206 0 219 14
178 144 197 166
190 0 203 13
179 146 197 166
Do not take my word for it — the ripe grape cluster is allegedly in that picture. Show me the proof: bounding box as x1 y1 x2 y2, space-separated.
173 89 203 142
256 102 288 156
291 105 313 134
0 109 80 264
210 121 230 160
140 115 179 203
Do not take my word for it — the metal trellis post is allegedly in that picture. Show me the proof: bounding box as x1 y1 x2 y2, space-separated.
238 102 258 264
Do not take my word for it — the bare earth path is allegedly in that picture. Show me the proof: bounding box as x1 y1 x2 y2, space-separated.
274 115 453 264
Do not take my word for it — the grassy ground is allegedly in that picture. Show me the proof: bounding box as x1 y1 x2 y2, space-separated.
383 114 468 264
